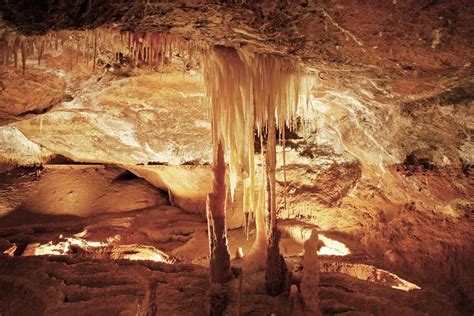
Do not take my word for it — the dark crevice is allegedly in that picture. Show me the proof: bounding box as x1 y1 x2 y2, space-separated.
16 105 53 117
114 170 139 181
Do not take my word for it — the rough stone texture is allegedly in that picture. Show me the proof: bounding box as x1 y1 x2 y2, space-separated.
0 126 52 166
0 1 473 314
126 165 245 229
0 66 67 125
0 52 471 311
0 166 471 315
0 1 472 172
0 255 210 316
9 62 212 166
0 165 169 218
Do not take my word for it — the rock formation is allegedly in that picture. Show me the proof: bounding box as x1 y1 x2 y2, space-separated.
207 142 232 284
300 229 321 315
0 1 473 315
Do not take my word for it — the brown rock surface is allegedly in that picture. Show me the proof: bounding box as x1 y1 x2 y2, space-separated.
0 65 66 125
0 1 473 314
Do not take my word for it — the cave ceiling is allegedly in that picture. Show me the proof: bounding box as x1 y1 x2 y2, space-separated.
0 0 472 172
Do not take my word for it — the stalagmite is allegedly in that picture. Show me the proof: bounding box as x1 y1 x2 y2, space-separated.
289 284 303 315
265 228 287 296
300 229 321 315
85 31 91 65
237 267 243 316
245 157 268 269
207 283 229 316
207 142 232 284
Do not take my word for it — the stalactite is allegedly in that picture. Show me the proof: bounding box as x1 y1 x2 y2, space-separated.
202 47 309 280
202 47 305 200
25 40 33 63
85 32 90 65
75 41 79 65
37 39 45 66
20 40 26 75
160 43 165 68
249 136 270 266
168 39 172 64
266 110 277 230
92 30 97 72
12 37 20 68
0 38 4 65
2 32 13 66
149 36 155 66
282 127 287 210
201 45 314 297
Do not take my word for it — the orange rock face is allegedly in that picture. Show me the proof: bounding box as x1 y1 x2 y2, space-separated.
0 65 66 125
0 1 472 314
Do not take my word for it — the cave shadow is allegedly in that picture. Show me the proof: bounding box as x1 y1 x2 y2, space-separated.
0 205 83 228
0 205 87 256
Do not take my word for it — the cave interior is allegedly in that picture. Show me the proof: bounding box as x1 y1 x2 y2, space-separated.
0 1 473 315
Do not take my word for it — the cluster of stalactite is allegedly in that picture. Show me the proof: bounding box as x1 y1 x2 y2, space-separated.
202 46 312 296
122 32 199 70
2 23 313 303
0 27 199 73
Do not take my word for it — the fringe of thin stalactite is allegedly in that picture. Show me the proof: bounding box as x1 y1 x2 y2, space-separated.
201 46 312 238
0 27 200 74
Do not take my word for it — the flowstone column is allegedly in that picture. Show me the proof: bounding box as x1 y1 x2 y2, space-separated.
207 142 233 284
264 118 288 296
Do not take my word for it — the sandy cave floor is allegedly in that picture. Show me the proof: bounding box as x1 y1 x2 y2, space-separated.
0 165 471 315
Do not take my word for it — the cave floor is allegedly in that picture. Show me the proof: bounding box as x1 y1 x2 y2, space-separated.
0 165 471 315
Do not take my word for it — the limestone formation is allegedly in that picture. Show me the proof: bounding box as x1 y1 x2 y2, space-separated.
300 229 321 315
0 1 473 315
265 228 288 296
207 142 232 284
